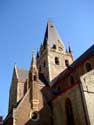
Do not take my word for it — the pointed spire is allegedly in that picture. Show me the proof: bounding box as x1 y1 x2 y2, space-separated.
31 51 37 68
43 20 65 49
14 63 17 69
36 50 39 59
69 46 72 53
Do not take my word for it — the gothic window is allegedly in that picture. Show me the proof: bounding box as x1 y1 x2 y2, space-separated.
55 57 59 65
52 44 56 49
65 98 75 125
85 62 92 72
70 76 74 84
34 75 37 81
65 59 69 67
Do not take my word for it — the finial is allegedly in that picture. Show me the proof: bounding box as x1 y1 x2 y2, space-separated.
68 41 72 53
31 50 36 66
14 62 17 69
69 46 72 53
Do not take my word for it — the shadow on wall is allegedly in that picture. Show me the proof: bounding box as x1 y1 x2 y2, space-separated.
25 86 54 125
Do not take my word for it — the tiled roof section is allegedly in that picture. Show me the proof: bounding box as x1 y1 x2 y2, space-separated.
39 73 49 86
43 20 65 47
52 44 94 86
15 66 48 86
16 66 28 82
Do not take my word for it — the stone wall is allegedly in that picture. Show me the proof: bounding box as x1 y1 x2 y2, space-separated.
81 69 94 125
52 85 87 125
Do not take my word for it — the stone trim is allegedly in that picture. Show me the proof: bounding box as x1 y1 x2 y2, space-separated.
16 89 30 112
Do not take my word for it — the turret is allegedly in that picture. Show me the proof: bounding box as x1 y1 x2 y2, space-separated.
29 52 38 86
69 46 72 53
29 52 40 111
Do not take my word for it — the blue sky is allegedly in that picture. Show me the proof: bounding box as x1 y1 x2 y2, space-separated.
0 0 94 118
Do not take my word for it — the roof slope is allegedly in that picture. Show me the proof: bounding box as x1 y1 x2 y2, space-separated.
43 20 65 48
15 66 28 82
15 65 48 85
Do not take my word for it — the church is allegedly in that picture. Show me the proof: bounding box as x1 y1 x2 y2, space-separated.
4 21 94 125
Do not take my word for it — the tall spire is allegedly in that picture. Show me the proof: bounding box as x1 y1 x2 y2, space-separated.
43 20 65 49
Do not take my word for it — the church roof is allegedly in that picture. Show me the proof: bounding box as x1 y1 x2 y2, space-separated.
15 65 48 85
15 66 28 82
43 20 65 47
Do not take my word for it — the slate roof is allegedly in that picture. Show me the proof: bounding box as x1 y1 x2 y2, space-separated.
43 20 65 47
15 66 48 85
15 66 28 82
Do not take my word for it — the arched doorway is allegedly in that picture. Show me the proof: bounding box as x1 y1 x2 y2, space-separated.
65 98 75 125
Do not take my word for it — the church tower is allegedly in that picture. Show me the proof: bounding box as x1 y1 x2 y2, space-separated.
37 21 74 86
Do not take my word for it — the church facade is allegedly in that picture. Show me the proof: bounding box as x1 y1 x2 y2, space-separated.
4 21 94 125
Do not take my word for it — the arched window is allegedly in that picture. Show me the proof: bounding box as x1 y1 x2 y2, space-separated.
65 98 75 125
65 59 69 67
85 62 92 72
34 75 37 81
52 44 56 49
70 76 74 84
55 57 59 65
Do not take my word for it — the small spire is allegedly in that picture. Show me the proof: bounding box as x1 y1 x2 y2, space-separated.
36 50 39 59
14 63 17 71
31 51 36 67
69 46 72 53
29 51 38 83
